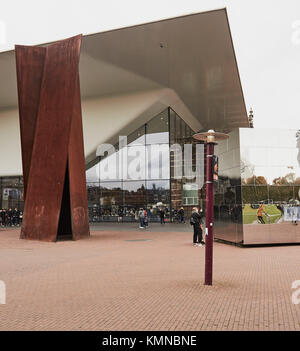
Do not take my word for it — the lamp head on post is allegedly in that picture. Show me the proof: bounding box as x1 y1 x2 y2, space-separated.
193 129 229 144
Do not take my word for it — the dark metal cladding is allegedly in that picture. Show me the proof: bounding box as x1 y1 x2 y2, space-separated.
15 35 90 242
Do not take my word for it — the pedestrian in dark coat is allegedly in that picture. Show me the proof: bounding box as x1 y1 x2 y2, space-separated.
190 207 204 247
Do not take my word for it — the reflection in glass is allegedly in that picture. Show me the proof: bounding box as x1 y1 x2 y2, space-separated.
172 112 193 144
128 125 145 146
268 185 294 203
123 181 146 209
86 159 100 183
87 183 101 222
242 186 256 204
213 128 243 243
239 129 300 246
223 186 236 205
146 144 170 180
146 180 170 208
295 186 300 203
169 107 203 222
0 177 24 211
99 146 121 181
255 185 268 202
146 109 169 144
126 145 146 180
169 108 176 144
182 183 198 206
100 182 123 207
82 107 225 223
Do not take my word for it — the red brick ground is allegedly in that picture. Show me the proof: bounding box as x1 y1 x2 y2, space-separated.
1 226 300 330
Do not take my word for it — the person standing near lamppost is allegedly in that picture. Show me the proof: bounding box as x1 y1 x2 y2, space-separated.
193 130 229 286
178 207 185 223
190 207 204 246
159 208 165 224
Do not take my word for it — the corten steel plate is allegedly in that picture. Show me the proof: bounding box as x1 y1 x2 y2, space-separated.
68 75 90 240
15 46 46 198
15 35 90 242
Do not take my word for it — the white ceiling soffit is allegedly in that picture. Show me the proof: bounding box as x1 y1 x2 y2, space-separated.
0 9 248 131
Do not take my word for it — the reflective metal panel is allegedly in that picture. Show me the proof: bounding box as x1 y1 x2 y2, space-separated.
214 128 242 243
240 128 300 245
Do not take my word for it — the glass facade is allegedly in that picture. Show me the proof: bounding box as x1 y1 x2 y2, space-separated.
169 108 205 220
2 115 299 245
0 177 24 211
86 109 171 222
0 108 204 224
86 107 205 222
2 111 299 246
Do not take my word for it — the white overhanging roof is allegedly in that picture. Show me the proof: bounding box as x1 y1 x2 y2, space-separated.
0 8 248 133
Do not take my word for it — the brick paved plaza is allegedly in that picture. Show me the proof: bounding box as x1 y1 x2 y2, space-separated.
1 223 300 331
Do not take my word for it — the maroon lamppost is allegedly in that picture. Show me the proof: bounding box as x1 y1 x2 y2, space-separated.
193 130 229 285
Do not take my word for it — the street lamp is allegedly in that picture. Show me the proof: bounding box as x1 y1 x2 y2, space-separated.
193 129 229 285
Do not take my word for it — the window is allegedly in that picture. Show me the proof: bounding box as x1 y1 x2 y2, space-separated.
182 183 198 205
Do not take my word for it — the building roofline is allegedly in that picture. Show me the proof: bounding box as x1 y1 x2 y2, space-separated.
0 7 226 55
223 8 249 127
83 7 227 39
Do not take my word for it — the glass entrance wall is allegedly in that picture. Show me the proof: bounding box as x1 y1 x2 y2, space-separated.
0 176 24 211
169 108 205 221
86 108 172 222
0 108 203 224
86 107 203 222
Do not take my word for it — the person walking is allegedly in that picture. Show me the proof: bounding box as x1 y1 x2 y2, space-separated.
135 209 139 222
12 208 20 226
257 204 267 224
147 208 151 223
292 206 298 225
178 207 185 223
138 208 145 229
143 209 149 229
159 208 165 224
190 207 204 247
7 208 13 227
1 209 6 227
19 211 23 225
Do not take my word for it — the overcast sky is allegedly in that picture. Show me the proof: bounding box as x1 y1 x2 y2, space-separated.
0 0 299 129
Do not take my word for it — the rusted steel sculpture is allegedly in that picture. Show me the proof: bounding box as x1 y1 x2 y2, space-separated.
15 35 90 241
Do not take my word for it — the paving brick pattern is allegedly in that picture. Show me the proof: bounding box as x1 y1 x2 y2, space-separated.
1 226 300 330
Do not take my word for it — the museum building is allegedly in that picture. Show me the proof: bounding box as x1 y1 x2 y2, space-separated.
0 8 299 244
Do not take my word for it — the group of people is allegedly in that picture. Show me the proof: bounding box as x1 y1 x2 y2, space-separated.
0 208 22 227
137 208 167 228
172 207 186 223
136 207 167 224
1 205 204 246
137 206 205 247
